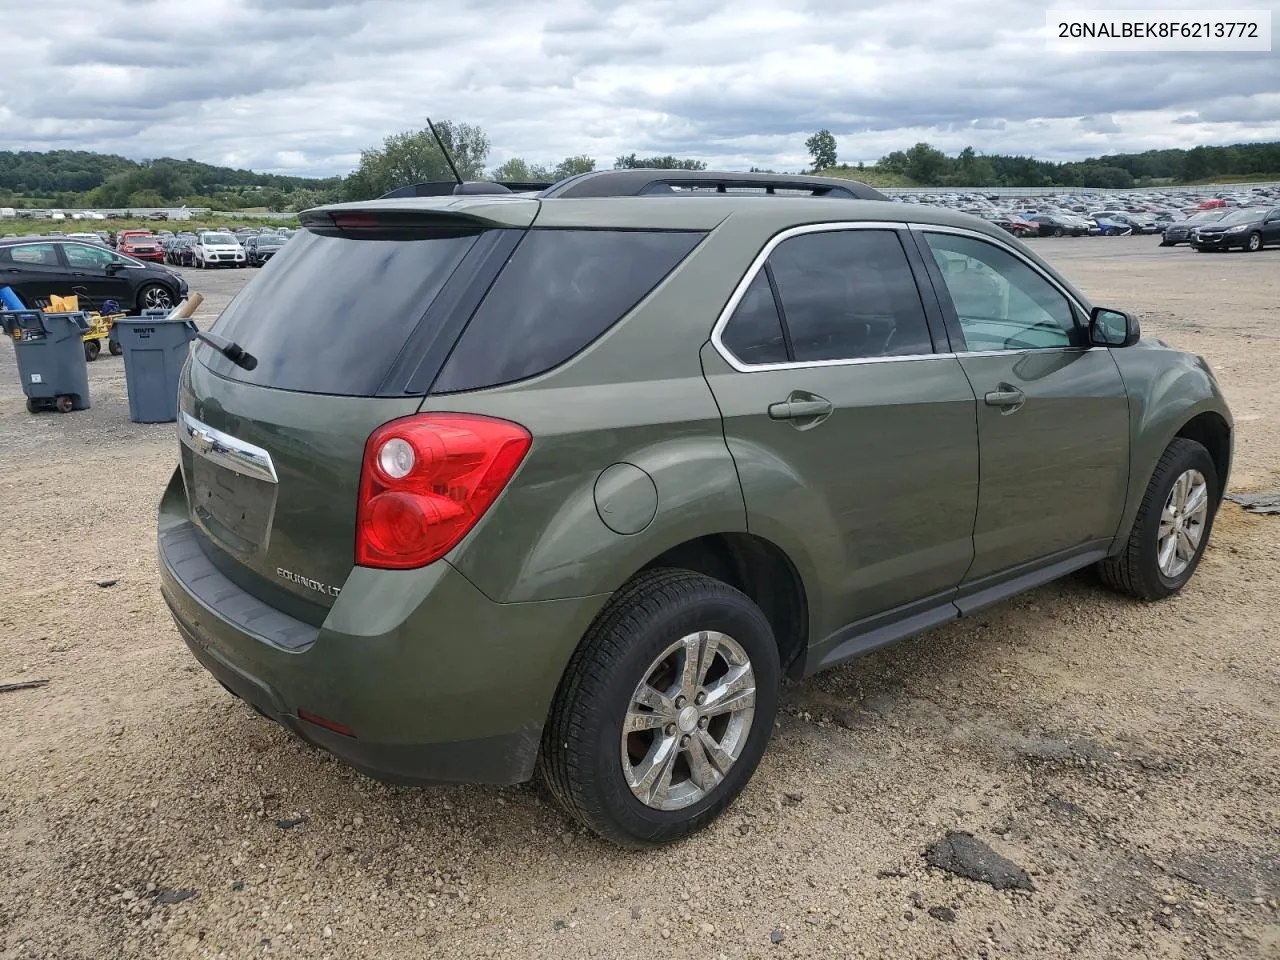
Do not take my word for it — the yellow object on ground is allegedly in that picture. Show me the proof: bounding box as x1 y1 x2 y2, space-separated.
44 294 80 313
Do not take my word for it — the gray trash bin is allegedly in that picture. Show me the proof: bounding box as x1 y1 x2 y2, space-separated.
114 316 198 423
1 309 91 413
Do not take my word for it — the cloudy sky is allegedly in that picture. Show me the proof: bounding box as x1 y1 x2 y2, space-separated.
2 0 1277 177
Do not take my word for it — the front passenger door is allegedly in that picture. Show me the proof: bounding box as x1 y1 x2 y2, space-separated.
62 242 128 309
1264 208 1280 244
916 228 1130 585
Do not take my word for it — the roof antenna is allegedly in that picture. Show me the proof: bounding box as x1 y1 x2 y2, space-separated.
427 118 464 187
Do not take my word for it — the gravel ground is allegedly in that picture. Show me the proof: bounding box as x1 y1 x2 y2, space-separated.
1 240 1278 960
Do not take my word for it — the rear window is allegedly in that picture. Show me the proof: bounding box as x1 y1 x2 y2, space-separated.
201 229 478 395
431 229 704 393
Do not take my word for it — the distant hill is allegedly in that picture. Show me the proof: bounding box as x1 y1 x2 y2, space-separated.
0 150 342 211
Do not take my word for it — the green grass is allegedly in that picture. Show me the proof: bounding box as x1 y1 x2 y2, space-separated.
1178 173 1280 185
813 165 916 187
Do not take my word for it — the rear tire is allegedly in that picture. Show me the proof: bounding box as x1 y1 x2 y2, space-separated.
1097 438 1218 601
540 569 780 847
109 339 122 356
1053 227 1065 238
84 339 100 362
25 397 39 413
55 395 74 414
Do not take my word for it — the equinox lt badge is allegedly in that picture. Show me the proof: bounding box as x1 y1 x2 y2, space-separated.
276 567 341 597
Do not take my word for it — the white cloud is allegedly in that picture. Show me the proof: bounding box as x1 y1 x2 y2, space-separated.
0 0 1275 176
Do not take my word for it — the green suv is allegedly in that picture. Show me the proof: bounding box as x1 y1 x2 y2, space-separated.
159 171 1232 846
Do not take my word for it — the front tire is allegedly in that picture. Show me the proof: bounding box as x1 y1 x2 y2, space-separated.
540 569 780 847
137 283 174 313
1053 227 1065 238
1097 438 1218 601
1246 232 1263 252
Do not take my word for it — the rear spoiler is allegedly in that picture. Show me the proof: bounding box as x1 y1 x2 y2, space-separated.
300 197 541 234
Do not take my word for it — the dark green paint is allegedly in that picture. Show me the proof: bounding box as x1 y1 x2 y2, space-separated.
161 191 1232 785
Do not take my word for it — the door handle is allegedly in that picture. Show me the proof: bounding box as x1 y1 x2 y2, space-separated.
984 385 1025 408
768 396 833 421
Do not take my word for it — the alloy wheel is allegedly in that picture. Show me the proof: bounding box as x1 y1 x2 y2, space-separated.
144 286 174 310
1158 468 1208 578
621 631 756 811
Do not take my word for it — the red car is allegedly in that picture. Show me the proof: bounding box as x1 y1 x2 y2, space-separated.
987 214 1038 238
118 232 165 263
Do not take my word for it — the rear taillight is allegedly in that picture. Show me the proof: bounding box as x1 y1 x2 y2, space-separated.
355 414 531 569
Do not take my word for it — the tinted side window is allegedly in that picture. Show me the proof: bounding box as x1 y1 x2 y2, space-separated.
720 271 788 365
64 243 115 267
767 230 934 362
433 229 703 393
10 243 60 266
924 232 1076 351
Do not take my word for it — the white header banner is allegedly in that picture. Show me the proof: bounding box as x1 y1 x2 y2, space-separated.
1047 10 1272 51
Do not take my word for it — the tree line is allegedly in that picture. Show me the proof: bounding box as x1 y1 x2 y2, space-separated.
805 129 1280 188
2 124 1277 211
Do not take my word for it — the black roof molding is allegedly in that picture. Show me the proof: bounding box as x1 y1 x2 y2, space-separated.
539 169 889 201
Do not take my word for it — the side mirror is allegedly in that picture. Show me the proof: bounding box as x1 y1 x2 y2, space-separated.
104 261 123 274
1089 307 1140 348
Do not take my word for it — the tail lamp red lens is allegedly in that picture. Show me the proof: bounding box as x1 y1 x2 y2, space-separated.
356 414 531 569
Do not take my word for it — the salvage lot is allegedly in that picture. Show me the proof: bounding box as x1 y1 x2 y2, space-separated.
1 239 1278 960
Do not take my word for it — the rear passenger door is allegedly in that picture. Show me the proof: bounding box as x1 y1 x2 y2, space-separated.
0 242 67 308
702 224 980 647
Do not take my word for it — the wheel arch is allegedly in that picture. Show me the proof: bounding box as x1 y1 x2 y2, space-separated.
1173 410 1232 497
634 532 810 678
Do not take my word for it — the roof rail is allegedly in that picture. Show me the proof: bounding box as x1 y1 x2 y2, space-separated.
539 169 889 201
378 180 554 200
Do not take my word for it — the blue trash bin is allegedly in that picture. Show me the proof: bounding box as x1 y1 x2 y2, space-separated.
113 316 199 423
1 309 92 413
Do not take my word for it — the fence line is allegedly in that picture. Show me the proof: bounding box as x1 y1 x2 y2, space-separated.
879 182 1280 197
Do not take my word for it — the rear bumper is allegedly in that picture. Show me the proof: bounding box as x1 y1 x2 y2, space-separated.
157 469 609 786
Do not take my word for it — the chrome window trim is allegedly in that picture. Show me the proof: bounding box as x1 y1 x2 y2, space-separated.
709 220 958 373
960 346 1100 358
179 411 278 485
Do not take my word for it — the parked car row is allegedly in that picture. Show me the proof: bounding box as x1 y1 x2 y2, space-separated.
158 226 295 268
901 184 1280 251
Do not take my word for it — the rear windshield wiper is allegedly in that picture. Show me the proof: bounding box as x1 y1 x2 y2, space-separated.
194 330 258 371
169 294 258 371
